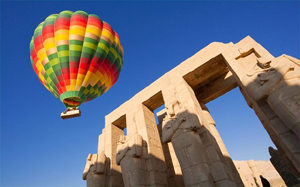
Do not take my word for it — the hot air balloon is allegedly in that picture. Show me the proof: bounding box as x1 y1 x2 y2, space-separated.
30 10 123 119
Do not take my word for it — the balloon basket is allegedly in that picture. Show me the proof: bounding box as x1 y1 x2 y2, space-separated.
61 109 81 119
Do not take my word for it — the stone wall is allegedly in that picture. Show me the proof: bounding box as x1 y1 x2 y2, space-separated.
234 160 286 187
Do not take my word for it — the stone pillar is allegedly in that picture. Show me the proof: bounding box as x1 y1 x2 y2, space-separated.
247 160 263 187
103 124 124 186
223 39 300 177
130 104 169 186
157 109 184 187
201 103 244 187
162 76 237 186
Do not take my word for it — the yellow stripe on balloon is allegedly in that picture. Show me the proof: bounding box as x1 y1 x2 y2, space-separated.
70 25 86 36
55 29 69 36
55 34 69 41
102 30 113 43
36 61 44 72
44 38 57 50
86 26 101 36
81 72 92 87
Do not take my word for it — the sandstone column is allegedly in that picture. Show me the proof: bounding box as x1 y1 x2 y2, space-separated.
128 104 169 186
223 38 300 177
162 76 237 186
157 109 184 187
201 103 244 187
103 124 124 186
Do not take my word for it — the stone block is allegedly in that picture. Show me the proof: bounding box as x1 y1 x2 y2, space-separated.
280 132 300 154
173 147 189 170
205 145 222 164
215 179 237 187
196 180 215 187
127 169 149 186
120 157 144 173
167 167 175 177
182 163 211 186
269 116 289 135
149 170 168 185
181 167 193 185
291 123 300 139
291 154 300 173
173 175 185 186
183 143 207 166
146 158 167 171
198 129 213 147
210 162 230 182
172 131 202 149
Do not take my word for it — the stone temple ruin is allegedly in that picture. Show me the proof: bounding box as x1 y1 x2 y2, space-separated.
82 36 300 187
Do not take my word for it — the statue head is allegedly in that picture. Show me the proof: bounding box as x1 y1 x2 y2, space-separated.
166 100 180 117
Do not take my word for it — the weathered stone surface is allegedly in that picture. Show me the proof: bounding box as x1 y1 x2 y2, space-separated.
83 152 107 187
116 133 149 186
83 36 297 186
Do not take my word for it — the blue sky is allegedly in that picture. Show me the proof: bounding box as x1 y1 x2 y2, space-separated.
1 1 299 187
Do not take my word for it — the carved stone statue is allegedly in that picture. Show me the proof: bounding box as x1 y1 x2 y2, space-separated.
162 100 215 186
116 133 147 186
83 151 107 187
242 55 300 137
162 100 202 143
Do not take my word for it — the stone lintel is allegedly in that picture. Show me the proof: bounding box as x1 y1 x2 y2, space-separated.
105 40 239 125
195 71 238 103
142 91 164 111
111 114 126 129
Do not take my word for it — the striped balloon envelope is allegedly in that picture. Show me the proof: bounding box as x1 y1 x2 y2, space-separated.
30 10 123 112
